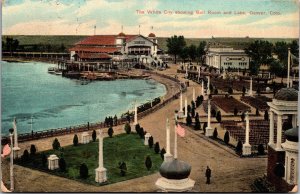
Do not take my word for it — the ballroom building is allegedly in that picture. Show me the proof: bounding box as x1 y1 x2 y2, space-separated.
206 47 250 70
69 32 162 61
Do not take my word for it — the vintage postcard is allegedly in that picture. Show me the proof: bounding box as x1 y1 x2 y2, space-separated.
1 0 299 192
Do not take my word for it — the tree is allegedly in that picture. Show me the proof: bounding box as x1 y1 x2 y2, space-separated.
30 144 37 155
148 136 154 148
197 41 207 65
242 86 246 96
257 144 265 155
135 123 141 134
245 40 274 74
290 40 299 57
228 87 233 94
255 108 260 116
234 107 238 116
216 111 222 123
60 43 66 52
52 138 60 150
41 153 47 167
73 134 79 146
180 47 189 63
188 44 197 61
119 162 127 176
145 155 152 171
235 140 243 155
166 35 186 64
92 130 96 142
154 142 160 154
224 131 230 145
186 114 192 126
269 60 284 77
241 112 245 122
79 163 89 179
213 128 218 139
59 158 67 172
124 122 131 134
22 149 30 162
108 127 114 138
273 41 288 64
264 110 269 121
160 148 166 160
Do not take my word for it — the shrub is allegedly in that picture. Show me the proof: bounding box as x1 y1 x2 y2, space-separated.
242 86 246 96
52 138 60 150
264 110 269 121
79 163 89 179
257 144 265 155
124 123 131 134
148 136 154 148
256 87 261 95
22 149 30 162
108 127 114 138
154 142 160 154
187 105 191 113
194 117 201 130
186 114 192 126
191 107 195 118
145 155 152 171
234 107 238 116
228 87 233 94
235 140 243 155
216 111 222 123
92 130 96 142
214 88 218 95
224 131 230 145
73 134 79 146
213 128 218 139
119 162 127 176
30 144 37 155
135 123 141 134
139 127 145 139
41 153 47 167
59 158 67 172
241 112 245 122
255 108 259 116
211 109 216 117
160 148 166 160
203 122 207 131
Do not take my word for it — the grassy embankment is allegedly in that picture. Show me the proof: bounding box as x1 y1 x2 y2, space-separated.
15 133 163 186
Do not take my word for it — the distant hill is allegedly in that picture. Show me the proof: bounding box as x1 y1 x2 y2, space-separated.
2 35 297 52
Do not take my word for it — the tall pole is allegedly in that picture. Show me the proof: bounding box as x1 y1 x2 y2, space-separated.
99 129 103 168
180 91 183 111
184 97 188 117
198 66 201 82
13 118 18 149
207 76 210 96
207 99 211 129
134 102 138 125
166 118 170 154
249 77 253 96
201 80 204 96
193 87 195 102
287 48 291 88
245 112 250 145
9 133 14 191
174 124 177 159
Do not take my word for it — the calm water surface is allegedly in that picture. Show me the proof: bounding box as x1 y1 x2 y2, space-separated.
1 61 166 135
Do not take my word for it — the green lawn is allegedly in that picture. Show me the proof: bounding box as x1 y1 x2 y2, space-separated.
16 133 163 186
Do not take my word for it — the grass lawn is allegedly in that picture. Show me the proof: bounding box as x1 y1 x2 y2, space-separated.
15 133 163 186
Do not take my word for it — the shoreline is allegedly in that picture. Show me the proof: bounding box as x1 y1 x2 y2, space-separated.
1 59 182 142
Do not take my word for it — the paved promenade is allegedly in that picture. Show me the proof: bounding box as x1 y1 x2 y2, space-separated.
2 65 267 192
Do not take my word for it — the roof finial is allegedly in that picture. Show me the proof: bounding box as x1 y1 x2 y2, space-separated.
94 25 96 35
139 25 141 35
151 26 154 31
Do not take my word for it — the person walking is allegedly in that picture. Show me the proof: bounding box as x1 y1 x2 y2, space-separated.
205 166 211 184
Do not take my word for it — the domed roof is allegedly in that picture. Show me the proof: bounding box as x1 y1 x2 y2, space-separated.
284 127 298 142
159 159 191 180
117 32 125 37
148 33 156 37
274 88 298 101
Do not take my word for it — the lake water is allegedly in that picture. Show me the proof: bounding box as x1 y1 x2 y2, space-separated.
1 61 166 135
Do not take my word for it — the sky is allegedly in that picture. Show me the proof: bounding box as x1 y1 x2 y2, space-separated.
2 0 299 38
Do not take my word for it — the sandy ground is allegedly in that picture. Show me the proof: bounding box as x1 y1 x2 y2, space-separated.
1 65 267 192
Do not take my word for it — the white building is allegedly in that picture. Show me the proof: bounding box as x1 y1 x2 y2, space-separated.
206 48 250 70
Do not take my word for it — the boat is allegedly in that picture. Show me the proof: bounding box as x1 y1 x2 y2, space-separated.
48 67 57 74
54 70 62 75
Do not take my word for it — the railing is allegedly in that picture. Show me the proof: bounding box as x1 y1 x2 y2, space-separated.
2 71 186 143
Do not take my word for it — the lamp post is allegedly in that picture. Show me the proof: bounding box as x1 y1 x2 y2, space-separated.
9 128 14 191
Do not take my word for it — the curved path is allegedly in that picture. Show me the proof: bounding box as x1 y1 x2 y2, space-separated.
1 66 267 192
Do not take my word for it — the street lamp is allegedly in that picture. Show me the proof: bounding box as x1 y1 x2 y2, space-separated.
9 128 14 191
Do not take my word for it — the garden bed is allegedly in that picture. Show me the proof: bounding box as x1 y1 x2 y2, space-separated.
212 96 251 113
15 133 163 186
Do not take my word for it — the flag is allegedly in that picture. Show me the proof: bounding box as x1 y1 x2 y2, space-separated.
1 144 11 158
176 124 185 137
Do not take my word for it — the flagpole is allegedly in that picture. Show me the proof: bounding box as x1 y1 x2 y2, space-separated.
287 47 290 88
174 123 177 159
